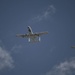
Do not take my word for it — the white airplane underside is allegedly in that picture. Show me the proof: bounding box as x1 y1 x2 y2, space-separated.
28 36 41 42
16 26 48 43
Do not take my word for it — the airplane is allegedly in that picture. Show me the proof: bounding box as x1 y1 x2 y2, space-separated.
16 26 48 42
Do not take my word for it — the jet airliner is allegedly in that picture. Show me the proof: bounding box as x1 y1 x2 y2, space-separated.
16 26 48 42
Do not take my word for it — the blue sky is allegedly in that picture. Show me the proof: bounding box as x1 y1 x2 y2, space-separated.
0 0 75 75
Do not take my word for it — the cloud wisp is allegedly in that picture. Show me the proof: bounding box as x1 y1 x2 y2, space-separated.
32 5 56 22
11 45 23 53
0 47 14 70
45 57 75 75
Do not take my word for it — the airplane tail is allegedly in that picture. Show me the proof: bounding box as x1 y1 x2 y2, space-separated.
27 26 33 34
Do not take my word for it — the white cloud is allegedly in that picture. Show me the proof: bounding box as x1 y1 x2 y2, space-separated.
44 57 75 75
11 45 23 53
0 47 14 70
32 5 56 22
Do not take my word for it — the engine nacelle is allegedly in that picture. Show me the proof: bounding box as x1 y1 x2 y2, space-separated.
38 37 41 41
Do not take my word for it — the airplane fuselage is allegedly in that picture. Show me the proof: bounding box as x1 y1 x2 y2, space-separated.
27 26 40 42
27 26 33 34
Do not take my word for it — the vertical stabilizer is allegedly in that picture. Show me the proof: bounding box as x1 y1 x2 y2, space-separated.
27 26 33 34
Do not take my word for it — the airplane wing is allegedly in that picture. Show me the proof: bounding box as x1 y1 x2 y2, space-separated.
16 34 29 38
16 31 48 37
34 31 48 36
